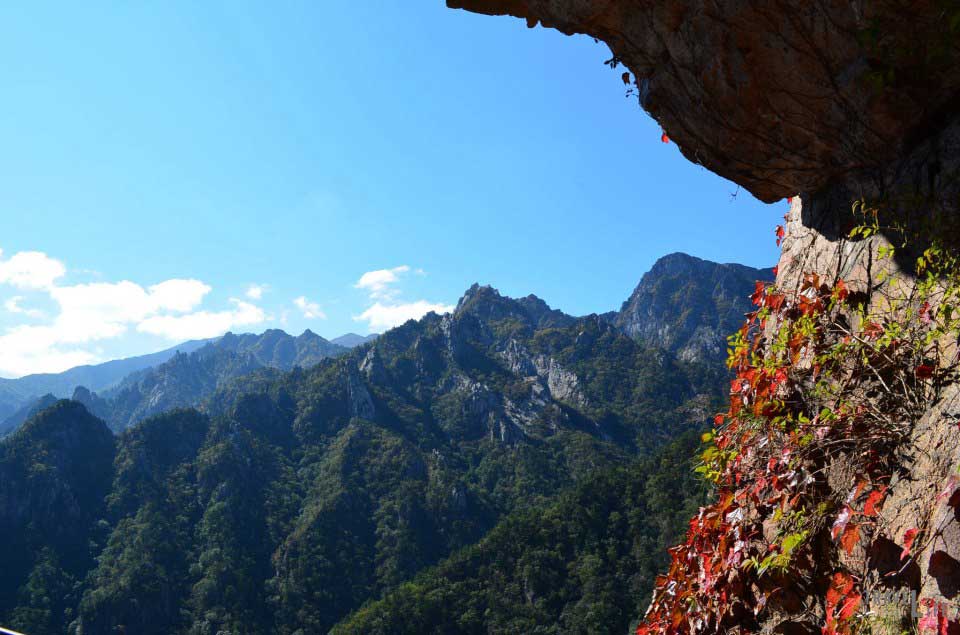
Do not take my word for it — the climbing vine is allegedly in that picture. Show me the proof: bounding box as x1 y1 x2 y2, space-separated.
637 199 960 635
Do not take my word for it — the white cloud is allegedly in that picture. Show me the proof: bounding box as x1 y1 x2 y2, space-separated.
351 265 451 332
353 300 453 332
0 250 66 289
354 265 410 300
148 279 212 312
4 296 45 319
137 299 267 341
0 246 265 377
46 278 211 344
294 296 326 319
245 283 267 300
0 323 98 376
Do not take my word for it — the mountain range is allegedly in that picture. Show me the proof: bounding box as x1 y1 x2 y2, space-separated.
1 253 768 440
0 338 211 421
0 330 383 436
0 253 771 634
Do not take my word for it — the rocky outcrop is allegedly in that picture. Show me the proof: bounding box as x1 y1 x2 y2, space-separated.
447 0 960 203
760 124 960 631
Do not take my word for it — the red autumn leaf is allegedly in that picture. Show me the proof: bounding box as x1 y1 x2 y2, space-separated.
775 225 785 246
900 528 919 560
863 321 883 339
802 272 820 289
774 367 788 386
622 71 631 84
766 293 785 311
833 279 849 302
714 414 724 426
660 132 670 144
840 523 860 556
787 196 793 204
772 264 779 277
852 479 868 501
826 571 854 606
916 364 936 379
919 301 933 324
864 487 886 516
752 280 766 306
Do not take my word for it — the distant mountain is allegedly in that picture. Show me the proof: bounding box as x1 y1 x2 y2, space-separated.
611 252 774 362
331 332 380 348
0 338 211 421
0 329 349 436
96 329 346 431
214 328 346 367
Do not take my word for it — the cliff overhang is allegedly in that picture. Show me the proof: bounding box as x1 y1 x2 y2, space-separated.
448 0 960 203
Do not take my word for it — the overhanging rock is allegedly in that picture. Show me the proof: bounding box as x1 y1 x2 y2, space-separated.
448 0 960 203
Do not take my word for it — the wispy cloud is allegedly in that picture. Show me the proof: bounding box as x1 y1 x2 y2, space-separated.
293 296 326 319
4 296 45 319
354 265 410 300
352 265 452 332
245 283 268 300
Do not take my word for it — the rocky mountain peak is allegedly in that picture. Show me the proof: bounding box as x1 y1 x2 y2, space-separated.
215 332 241 352
455 284 574 331
613 252 773 362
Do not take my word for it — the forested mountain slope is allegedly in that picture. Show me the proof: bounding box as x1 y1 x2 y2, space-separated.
333 431 708 635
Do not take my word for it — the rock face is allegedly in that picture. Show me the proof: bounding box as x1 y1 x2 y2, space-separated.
447 0 960 203
613 253 772 362
758 123 960 632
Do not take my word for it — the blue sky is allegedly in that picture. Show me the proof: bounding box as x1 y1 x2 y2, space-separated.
0 2 784 378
